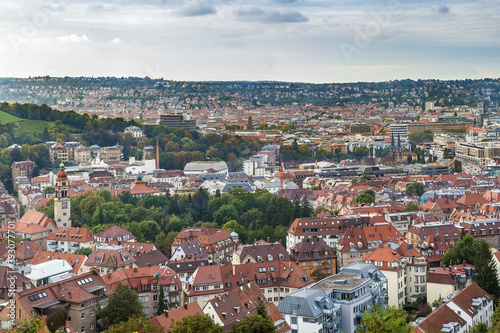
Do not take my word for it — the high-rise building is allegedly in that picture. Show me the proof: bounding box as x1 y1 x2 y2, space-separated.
389 124 408 140
160 112 196 131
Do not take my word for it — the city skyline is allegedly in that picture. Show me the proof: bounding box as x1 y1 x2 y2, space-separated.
0 0 499 83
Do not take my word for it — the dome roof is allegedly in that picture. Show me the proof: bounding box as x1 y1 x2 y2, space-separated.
56 163 68 180
230 231 238 237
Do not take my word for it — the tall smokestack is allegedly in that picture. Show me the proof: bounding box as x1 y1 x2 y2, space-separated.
156 137 160 170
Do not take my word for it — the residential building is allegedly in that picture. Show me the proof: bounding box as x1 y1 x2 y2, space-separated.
183 261 312 307
100 146 121 164
11 161 36 191
414 283 493 332
385 212 419 234
74 145 92 163
232 240 289 265
0 240 42 270
203 281 291 332
49 143 69 163
0 222 50 247
309 263 388 333
287 215 371 252
336 223 404 268
172 228 236 265
0 267 32 301
103 266 181 318
94 225 136 244
0 201 17 228
412 302 467 333
18 209 56 233
167 258 213 282
46 227 94 254
426 263 475 304
31 251 88 275
13 271 106 333
278 288 341 333
363 242 426 307
151 301 204 332
84 245 137 275
289 236 337 277
29 260 73 287
124 126 145 140
406 222 461 267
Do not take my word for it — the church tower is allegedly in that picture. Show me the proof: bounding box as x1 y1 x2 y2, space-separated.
54 163 71 228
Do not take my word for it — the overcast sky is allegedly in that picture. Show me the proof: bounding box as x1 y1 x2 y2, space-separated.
0 0 499 83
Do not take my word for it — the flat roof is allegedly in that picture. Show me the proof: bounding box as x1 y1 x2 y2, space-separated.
311 272 368 292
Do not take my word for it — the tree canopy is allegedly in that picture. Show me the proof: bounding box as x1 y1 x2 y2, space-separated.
355 305 412 333
170 314 223 333
354 189 376 205
101 284 145 329
229 314 275 333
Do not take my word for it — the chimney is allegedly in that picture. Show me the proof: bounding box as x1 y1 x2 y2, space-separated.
267 237 270 243
165 312 168 318
156 137 160 170
108 273 111 279
184 303 188 310
449 266 452 272
232 264 236 277
463 260 466 266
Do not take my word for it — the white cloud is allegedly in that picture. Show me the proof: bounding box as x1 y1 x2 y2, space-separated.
111 37 121 43
56 34 90 43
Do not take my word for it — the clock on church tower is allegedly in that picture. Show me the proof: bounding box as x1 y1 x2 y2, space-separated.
54 163 71 228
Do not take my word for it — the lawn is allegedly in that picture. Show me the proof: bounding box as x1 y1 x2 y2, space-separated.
0 110 23 124
13 120 81 137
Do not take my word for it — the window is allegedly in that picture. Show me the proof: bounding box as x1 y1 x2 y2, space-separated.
291 317 297 324
143 307 149 315
90 324 94 330
90 310 94 316
81 303 85 308
142 285 148 291
152 285 158 291
153 295 158 302
81 328 85 333
81 313 85 319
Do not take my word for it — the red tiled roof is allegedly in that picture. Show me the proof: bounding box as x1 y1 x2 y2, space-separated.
151 302 203 331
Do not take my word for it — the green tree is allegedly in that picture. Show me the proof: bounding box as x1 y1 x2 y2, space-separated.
455 160 463 172
443 147 450 159
43 186 55 196
101 284 145 329
139 220 161 242
157 285 167 315
74 247 93 256
256 299 268 319
311 268 327 281
492 303 500 328
354 189 376 205
7 315 43 333
355 305 412 333
466 322 488 333
128 222 145 242
406 182 425 197
403 201 420 212
229 314 275 333
105 316 161 333
170 314 223 333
